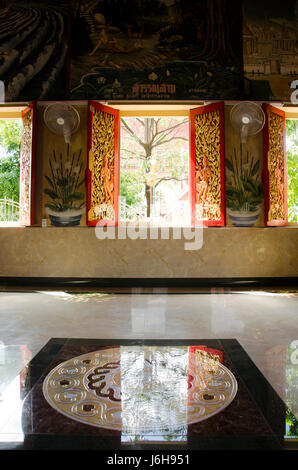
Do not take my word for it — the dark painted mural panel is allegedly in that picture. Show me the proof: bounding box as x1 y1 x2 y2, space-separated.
243 0 298 101
70 0 244 101
0 1 69 102
2 1 296 102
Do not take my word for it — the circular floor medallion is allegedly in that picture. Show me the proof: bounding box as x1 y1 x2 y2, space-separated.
43 346 237 431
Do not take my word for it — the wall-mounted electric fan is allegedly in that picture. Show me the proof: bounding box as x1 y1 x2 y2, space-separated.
230 101 265 143
44 103 80 143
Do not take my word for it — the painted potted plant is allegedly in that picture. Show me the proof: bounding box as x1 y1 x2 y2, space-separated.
226 148 263 226
44 148 85 226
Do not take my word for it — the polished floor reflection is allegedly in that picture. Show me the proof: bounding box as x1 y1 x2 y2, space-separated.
0 289 297 449
0 338 291 450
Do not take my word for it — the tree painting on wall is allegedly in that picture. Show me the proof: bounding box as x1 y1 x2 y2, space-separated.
0 1 69 101
70 0 244 100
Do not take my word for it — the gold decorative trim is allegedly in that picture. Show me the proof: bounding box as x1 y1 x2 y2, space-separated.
89 108 115 221
19 108 33 224
194 109 222 221
88 208 94 220
88 150 94 172
267 110 285 222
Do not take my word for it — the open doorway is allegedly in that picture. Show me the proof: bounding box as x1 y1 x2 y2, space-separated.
120 116 189 226
286 119 298 223
0 118 22 223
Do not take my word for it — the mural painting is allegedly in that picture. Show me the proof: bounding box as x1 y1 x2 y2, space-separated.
70 0 244 101
226 146 263 226
243 0 298 101
44 145 85 226
0 0 69 101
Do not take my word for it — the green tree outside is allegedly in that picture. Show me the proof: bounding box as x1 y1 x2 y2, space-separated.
286 119 298 223
0 119 22 201
120 117 188 219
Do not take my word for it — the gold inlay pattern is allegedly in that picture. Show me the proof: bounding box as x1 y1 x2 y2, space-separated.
90 108 115 221
267 110 285 222
19 109 33 223
194 110 221 221
43 346 237 432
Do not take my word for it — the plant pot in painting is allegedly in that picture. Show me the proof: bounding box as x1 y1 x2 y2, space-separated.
227 207 261 227
226 147 263 227
44 146 85 227
45 207 85 227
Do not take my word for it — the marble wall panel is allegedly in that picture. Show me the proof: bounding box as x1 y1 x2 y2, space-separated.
0 227 297 278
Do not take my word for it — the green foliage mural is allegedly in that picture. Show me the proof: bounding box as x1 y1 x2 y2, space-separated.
44 146 85 226
226 148 263 212
225 145 263 226
44 148 85 212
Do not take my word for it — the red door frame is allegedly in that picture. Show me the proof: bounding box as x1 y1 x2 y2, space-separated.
86 101 120 226
189 102 226 226
262 103 287 226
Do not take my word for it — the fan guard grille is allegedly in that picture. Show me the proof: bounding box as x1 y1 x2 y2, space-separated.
230 102 265 142
44 103 80 142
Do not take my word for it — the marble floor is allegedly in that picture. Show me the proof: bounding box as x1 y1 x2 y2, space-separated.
0 288 297 449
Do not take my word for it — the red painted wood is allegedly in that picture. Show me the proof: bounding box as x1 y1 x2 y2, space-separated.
20 101 37 226
86 101 93 226
189 106 196 226
262 103 287 226
189 102 226 227
86 101 120 226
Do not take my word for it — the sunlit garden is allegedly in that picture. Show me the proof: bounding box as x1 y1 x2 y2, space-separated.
286 119 298 223
0 119 22 222
120 116 189 225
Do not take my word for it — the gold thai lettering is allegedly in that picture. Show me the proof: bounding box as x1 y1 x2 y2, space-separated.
132 83 176 96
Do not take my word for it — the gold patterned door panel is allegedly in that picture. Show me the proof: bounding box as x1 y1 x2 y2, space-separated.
190 102 226 226
262 104 287 226
87 101 119 225
19 102 36 226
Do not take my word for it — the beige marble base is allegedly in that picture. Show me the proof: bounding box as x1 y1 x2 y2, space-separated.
0 226 297 278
